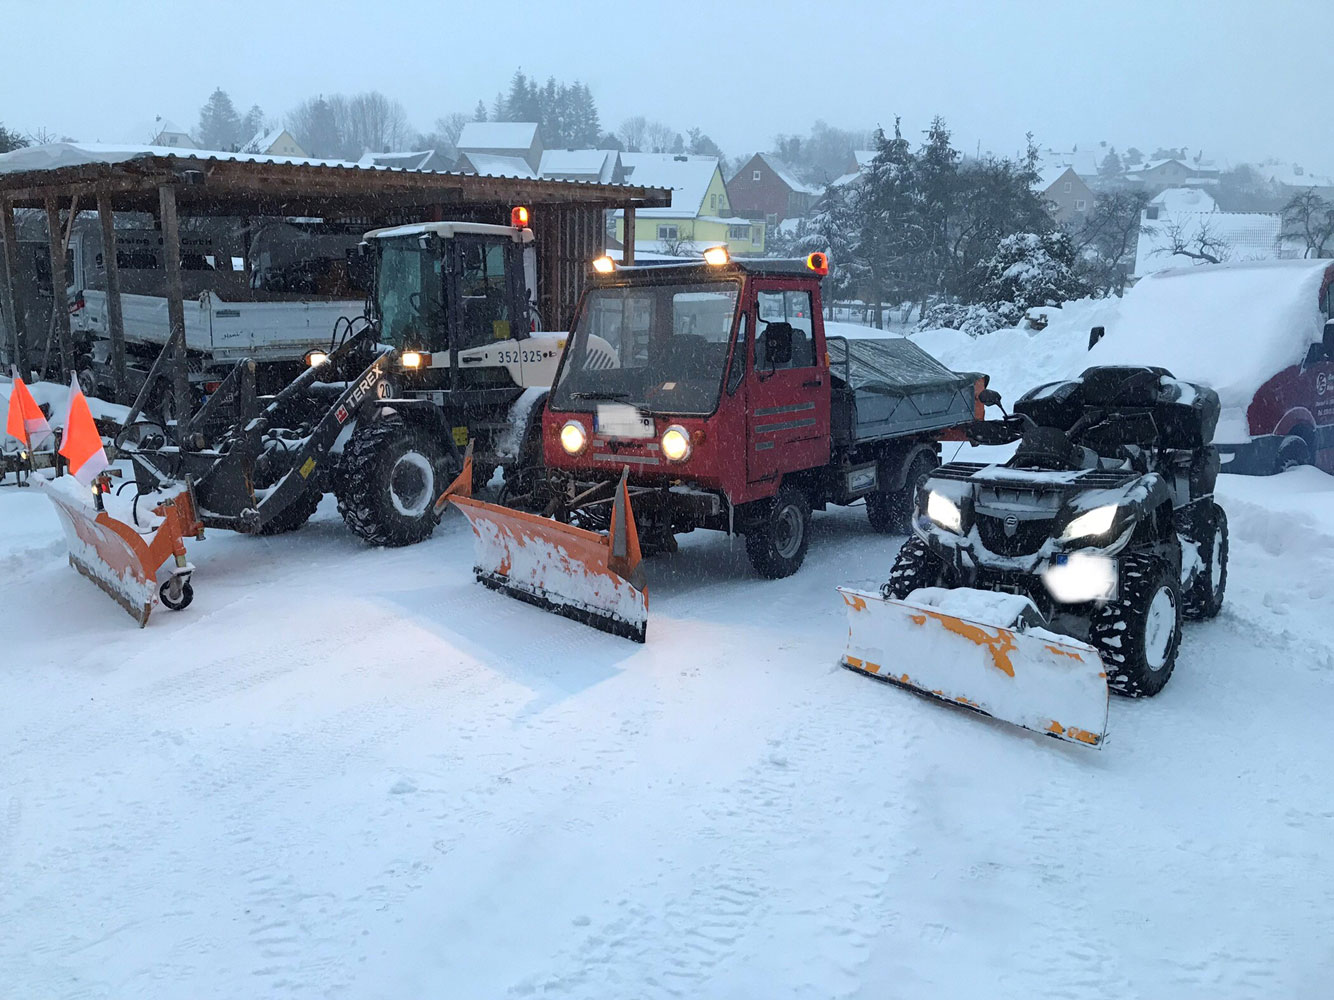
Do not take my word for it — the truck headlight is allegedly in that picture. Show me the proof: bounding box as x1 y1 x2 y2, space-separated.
1062 504 1119 541
560 419 588 456
1042 551 1116 603
925 491 962 534
660 424 692 462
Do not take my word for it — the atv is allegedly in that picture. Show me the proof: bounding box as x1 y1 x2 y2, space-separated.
880 364 1228 699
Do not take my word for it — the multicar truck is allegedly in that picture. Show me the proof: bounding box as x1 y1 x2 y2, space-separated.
439 248 984 641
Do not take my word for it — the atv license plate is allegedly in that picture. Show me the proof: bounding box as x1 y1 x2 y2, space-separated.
595 403 654 439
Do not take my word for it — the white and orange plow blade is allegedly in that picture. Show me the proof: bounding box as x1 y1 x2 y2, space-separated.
838 586 1109 747
439 451 648 642
38 478 200 627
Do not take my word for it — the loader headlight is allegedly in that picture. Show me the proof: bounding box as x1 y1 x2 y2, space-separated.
560 419 588 456
1042 551 1116 604
401 351 423 369
660 424 692 462
925 490 963 534
1062 504 1119 541
305 349 329 368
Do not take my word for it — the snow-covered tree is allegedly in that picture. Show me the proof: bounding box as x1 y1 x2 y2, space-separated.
241 104 267 142
197 88 243 151
285 95 340 158
472 100 488 122
978 231 1089 313
1099 148 1123 177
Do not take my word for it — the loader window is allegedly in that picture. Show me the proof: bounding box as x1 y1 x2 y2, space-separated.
374 237 443 350
457 240 513 349
551 280 741 415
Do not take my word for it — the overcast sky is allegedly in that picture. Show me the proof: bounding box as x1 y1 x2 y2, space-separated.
3 0 1329 170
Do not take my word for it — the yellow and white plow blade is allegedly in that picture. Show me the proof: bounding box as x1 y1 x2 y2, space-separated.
837 587 1109 747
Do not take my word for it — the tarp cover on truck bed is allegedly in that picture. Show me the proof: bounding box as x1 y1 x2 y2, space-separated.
827 336 975 394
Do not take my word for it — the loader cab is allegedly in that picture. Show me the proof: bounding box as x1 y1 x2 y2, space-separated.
363 221 534 367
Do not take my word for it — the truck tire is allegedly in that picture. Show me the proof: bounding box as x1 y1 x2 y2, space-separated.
744 484 811 579
256 486 322 535
1090 552 1181 698
1277 434 1310 472
867 452 937 534
1181 502 1228 620
880 535 945 599
335 414 455 547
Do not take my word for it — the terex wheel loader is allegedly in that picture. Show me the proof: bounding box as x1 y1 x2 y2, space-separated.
44 217 566 623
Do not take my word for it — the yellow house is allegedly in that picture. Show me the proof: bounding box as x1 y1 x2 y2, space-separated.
615 153 766 256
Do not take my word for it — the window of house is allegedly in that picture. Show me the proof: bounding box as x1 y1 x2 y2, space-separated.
753 169 762 181
657 224 678 240
751 226 762 246
710 194 717 210
1063 181 1072 193
728 225 750 240
1076 199 1087 211
765 213 778 228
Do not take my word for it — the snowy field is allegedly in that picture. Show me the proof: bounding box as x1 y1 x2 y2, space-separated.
4 309 1333 997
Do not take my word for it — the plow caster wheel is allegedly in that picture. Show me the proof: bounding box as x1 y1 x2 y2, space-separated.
159 578 194 612
745 485 811 579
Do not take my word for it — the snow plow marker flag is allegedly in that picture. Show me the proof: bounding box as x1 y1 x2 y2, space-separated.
58 374 109 485
37 478 202 627
436 445 648 642
837 587 1109 747
5 372 52 448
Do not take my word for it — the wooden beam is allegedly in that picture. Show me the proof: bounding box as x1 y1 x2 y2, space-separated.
0 198 27 375
158 184 191 430
623 205 635 265
97 190 127 403
44 197 75 378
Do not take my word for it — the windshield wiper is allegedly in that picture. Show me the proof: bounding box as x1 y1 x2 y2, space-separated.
570 391 630 400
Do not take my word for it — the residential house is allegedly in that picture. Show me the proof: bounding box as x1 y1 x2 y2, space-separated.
1143 187 1218 219
242 128 307 158
1037 165 1096 224
357 149 452 172
1124 158 1220 194
150 119 197 149
538 149 624 185
726 153 820 227
453 152 537 178
613 153 765 256
455 121 543 174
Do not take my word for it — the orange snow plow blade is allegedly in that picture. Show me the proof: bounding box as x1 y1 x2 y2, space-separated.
838 586 1109 747
38 477 202 627
436 448 648 642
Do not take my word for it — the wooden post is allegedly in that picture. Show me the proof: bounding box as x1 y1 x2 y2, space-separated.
45 197 75 377
158 183 191 432
97 191 128 403
622 205 635 265
0 198 26 375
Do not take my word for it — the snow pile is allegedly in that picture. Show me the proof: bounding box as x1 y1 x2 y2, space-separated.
0 376 130 434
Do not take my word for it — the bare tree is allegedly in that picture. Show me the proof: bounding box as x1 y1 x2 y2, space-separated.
1158 219 1231 264
334 92 411 157
435 113 469 148
1280 188 1334 258
618 116 648 153
644 120 680 154
1072 188 1151 294
657 224 698 257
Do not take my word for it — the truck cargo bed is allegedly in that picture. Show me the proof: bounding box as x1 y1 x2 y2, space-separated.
827 335 978 443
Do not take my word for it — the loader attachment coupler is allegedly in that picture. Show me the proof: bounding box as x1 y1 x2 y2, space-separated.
437 446 648 642
838 586 1109 747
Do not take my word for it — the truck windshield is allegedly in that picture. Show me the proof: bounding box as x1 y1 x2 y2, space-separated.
551 281 741 415
374 236 442 349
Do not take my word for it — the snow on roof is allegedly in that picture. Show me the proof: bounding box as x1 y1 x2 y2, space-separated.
364 221 534 242
1149 187 1218 214
154 119 190 137
853 150 876 170
1036 165 1079 192
357 150 444 171
455 152 536 179
1093 259 1332 409
1260 161 1334 188
752 154 820 195
539 149 617 183
0 141 367 175
619 153 719 216
1135 210 1296 279
242 128 289 153
830 170 861 189
456 121 538 152
1037 147 1102 179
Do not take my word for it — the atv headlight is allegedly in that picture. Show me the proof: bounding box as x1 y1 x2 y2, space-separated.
925 490 963 534
560 419 588 456
1062 504 1119 541
660 425 691 462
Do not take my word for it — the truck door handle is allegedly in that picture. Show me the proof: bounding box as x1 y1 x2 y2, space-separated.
802 378 823 387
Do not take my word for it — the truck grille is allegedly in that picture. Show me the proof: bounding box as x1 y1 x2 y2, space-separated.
975 513 1054 557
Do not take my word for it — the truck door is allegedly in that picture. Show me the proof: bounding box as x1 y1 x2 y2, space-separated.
746 284 831 484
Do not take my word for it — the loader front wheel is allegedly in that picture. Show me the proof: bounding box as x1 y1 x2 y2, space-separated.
1091 552 1181 698
336 414 456 547
745 485 811 579
880 535 944 599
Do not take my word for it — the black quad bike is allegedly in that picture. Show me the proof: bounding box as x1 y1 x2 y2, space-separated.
882 365 1229 697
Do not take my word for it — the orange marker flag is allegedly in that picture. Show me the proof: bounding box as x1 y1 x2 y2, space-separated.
58 373 109 485
5 371 51 448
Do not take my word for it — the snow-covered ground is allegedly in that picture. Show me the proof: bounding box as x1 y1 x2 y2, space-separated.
3 308 1332 997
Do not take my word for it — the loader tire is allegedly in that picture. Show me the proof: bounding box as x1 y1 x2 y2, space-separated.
867 452 937 534
1181 502 1227 620
744 485 811 579
1091 552 1181 698
335 414 455 547
880 535 944 599
256 486 322 535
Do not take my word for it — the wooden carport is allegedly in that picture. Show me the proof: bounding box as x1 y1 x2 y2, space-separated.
0 146 665 408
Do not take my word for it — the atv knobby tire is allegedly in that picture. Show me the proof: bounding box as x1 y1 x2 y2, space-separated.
745 484 811 579
1091 552 1182 698
1181 501 1228 620
335 414 456 547
880 535 945 599
867 452 937 534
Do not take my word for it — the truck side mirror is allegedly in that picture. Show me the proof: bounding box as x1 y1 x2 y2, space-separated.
1088 325 1105 351
762 322 793 366
978 388 1002 408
